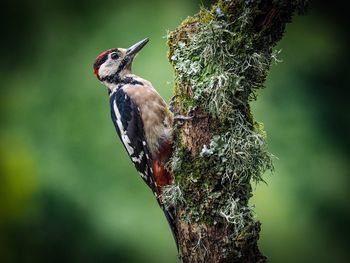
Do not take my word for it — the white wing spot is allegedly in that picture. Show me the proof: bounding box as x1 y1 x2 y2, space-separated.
138 172 147 180
132 151 144 164
113 101 134 155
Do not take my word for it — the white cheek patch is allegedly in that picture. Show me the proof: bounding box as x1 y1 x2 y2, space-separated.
113 100 134 156
99 58 118 78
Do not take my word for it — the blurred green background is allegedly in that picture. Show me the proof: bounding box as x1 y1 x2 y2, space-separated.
1 0 349 262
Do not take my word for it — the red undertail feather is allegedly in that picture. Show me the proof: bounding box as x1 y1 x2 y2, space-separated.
152 160 172 188
152 140 173 191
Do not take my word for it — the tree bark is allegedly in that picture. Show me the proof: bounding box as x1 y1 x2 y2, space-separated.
162 1 308 262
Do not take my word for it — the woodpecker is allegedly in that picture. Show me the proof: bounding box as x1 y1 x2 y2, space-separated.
93 38 177 245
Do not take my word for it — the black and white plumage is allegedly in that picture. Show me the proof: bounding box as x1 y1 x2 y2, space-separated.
109 87 156 193
93 38 178 247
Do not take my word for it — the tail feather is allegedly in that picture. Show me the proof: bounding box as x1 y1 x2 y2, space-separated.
157 198 179 250
151 141 178 249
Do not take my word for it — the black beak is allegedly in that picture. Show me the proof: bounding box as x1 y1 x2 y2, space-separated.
126 38 149 57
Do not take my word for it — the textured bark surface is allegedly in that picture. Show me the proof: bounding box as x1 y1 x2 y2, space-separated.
164 1 308 262
176 210 265 263
173 79 266 263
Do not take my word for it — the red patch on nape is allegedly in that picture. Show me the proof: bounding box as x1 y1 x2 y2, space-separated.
94 67 100 79
95 49 113 63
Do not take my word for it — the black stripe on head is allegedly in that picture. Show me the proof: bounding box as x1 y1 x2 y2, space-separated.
100 75 144 86
116 57 130 74
93 48 118 70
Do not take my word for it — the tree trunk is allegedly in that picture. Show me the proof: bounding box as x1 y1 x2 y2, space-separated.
162 1 308 262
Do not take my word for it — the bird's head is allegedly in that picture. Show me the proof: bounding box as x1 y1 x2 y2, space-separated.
93 38 149 85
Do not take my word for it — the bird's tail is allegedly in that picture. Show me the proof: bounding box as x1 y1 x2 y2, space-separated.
155 197 179 250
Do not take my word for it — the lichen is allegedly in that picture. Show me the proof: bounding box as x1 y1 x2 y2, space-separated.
220 197 253 236
200 112 274 185
161 184 185 209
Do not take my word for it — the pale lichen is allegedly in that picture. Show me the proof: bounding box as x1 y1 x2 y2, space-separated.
161 184 185 209
220 197 255 236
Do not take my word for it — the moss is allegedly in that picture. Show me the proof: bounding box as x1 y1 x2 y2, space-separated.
198 6 215 23
170 146 220 223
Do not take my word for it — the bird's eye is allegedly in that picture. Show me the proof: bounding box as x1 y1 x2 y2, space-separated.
111 52 119 60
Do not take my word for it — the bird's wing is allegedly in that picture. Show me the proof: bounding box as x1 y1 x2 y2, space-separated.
109 87 157 194
109 87 178 247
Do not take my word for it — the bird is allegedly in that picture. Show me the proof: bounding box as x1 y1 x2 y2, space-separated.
93 38 178 246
